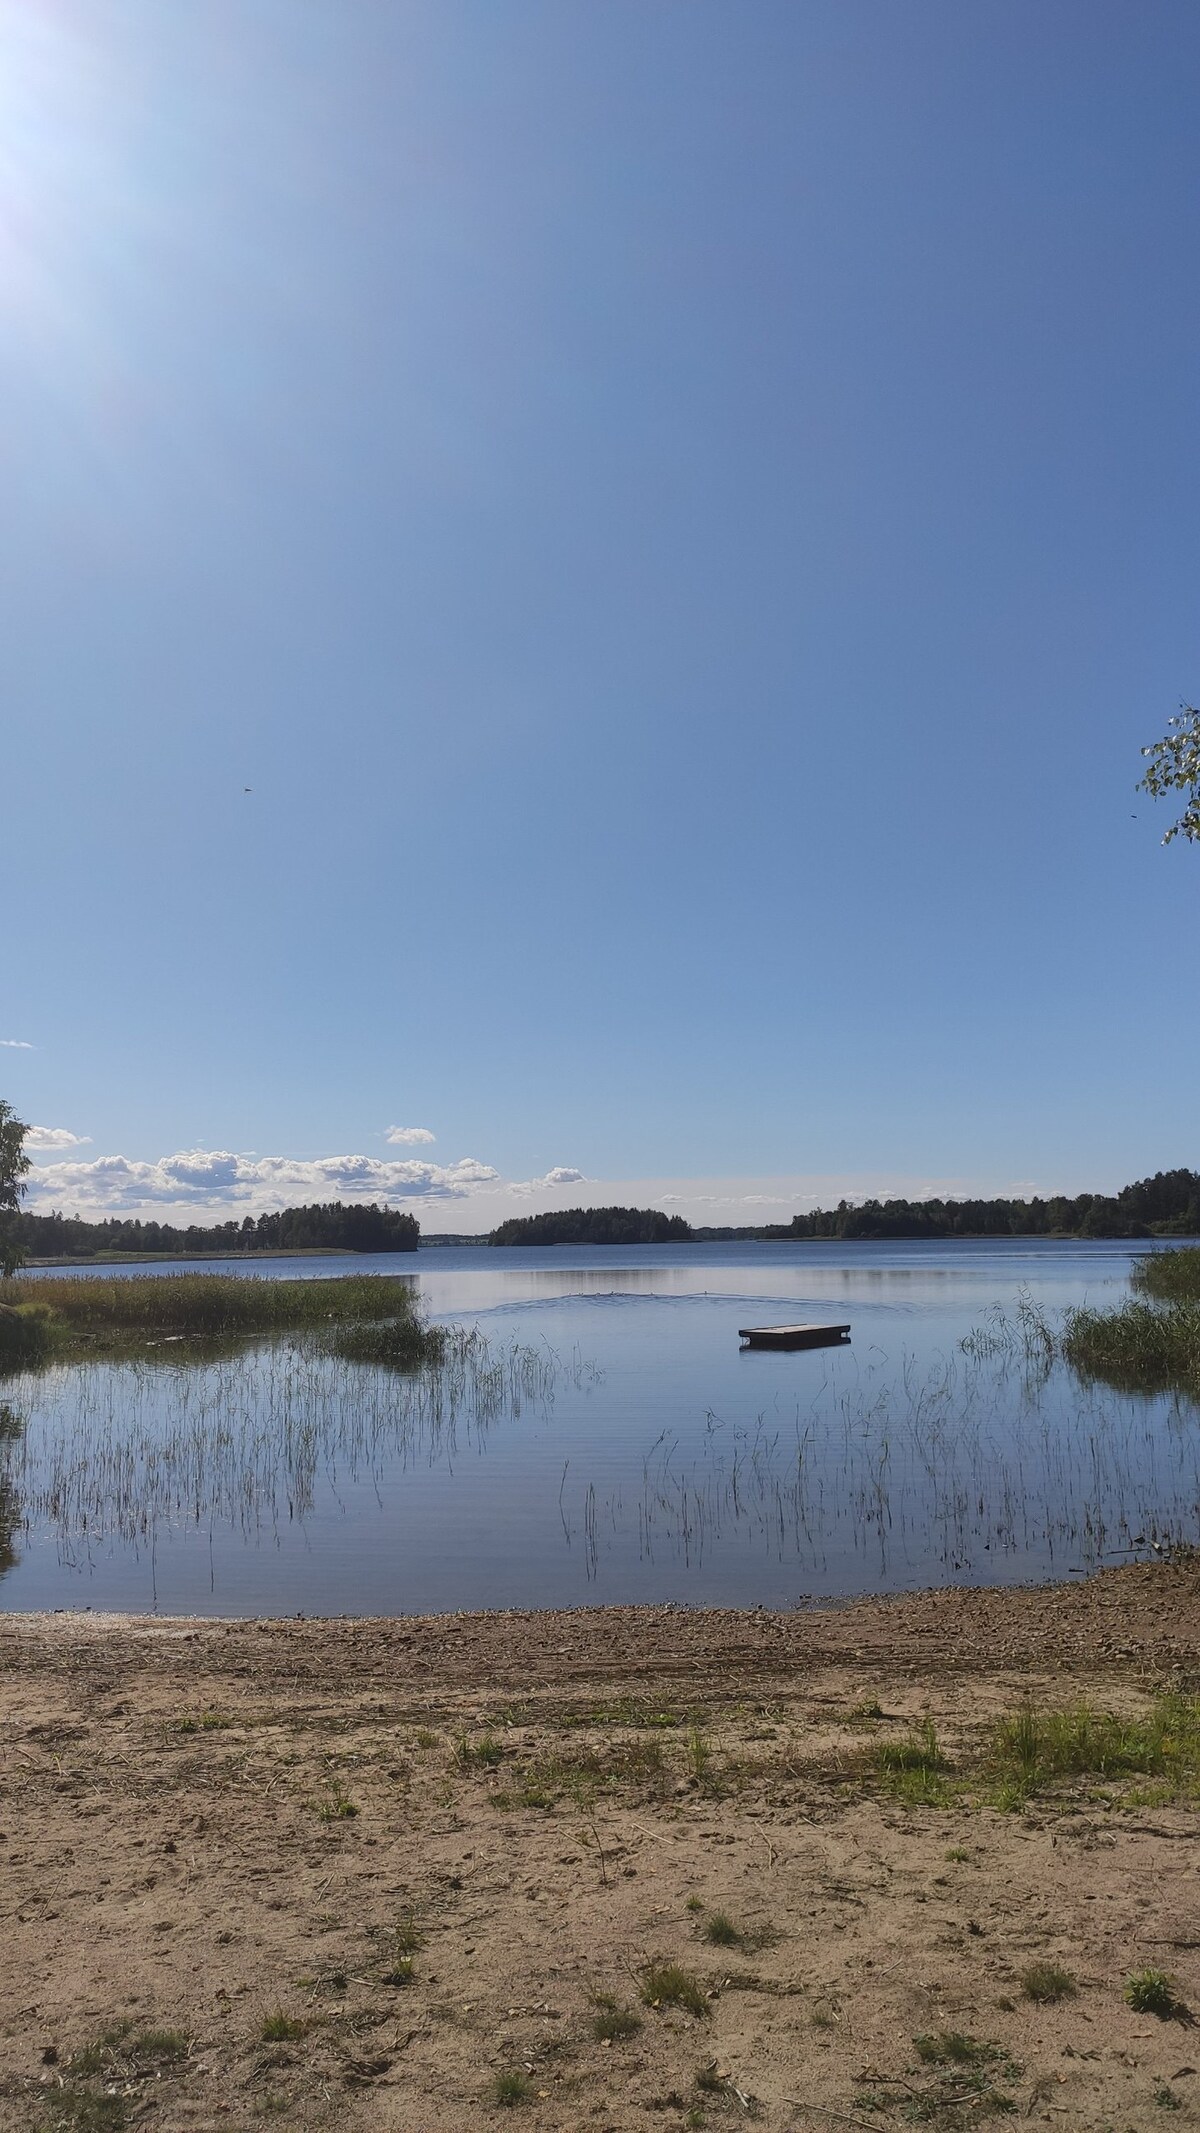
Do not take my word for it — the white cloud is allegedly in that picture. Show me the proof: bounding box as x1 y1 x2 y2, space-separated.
385 1126 436 1146
25 1125 92 1151
22 1148 499 1215
14 1153 1077 1233
659 1192 794 1207
506 1166 588 1198
1 1038 33 1049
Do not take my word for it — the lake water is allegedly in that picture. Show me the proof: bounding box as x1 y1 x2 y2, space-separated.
3 1239 1198 1616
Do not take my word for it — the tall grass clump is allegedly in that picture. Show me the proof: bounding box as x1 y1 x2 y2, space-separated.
319 1316 446 1370
1061 1247 1200 1396
640 1962 709 2019
0 1301 59 1374
1125 1969 1187 2020
1062 1299 1200 1396
1132 1249 1200 1306
990 1697 1200 1803
3 1272 437 1353
1021 1963 1075 2004
876 1718 948 1802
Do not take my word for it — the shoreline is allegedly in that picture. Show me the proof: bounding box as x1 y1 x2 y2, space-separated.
19 1246 369 1267
3 1560 1199 2128
3 1552 1197 1669
21 1233 1200 1269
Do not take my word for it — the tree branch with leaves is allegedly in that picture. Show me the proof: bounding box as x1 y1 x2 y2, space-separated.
0 1101 31 1278
1139 705 1200 843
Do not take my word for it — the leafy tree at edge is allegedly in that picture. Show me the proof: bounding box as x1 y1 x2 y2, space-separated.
0 1100 31 1277
1140 705 1200 842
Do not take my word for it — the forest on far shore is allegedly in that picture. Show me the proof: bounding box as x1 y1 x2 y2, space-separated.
12 1200 419 1261
779 1167 1200 1241
488 1171 1200 1245
10 1170 1198 1263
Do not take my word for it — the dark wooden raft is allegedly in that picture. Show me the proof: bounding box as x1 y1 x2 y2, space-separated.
738 1322 851 1351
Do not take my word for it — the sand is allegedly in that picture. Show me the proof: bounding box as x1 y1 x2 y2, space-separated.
3 1559 1199 2131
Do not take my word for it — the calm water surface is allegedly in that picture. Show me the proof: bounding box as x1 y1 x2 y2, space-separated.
3 1240 1198 1615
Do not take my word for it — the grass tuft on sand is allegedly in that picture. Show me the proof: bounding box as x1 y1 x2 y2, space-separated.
988 1697 1200 1804
641 1963 709 2019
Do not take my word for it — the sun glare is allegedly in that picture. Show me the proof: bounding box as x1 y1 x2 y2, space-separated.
0 0 154 390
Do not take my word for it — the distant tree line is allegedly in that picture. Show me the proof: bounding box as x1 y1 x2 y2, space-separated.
13 1200 419 1261
489 1205 694 1246
488 1174 1200 1247
11 1171 1200 1265
777 1169 1200 1242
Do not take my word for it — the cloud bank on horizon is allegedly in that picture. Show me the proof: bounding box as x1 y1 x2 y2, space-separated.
20 1146 509 1213
16 1147 596 1221
16 1139 1051 1227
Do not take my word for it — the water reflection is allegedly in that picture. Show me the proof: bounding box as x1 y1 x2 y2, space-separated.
4 1333 559 1562
1 1317 1197 1614
585 1352 1200 1587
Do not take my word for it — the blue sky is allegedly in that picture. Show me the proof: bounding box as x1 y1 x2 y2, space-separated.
3 0 1198 1229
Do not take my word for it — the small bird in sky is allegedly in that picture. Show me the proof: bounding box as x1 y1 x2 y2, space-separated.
244 787 253 793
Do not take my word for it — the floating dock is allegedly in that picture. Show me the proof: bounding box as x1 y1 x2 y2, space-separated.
738 1322 851 1351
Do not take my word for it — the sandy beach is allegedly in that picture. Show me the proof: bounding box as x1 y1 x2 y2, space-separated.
3 1560 1199 2131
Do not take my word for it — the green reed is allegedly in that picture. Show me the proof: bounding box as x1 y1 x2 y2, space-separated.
1131 1248 1200 1306
0 1301 60 1372
320 1316 447 1369
621 1330 1200 1588
5 1289 1198 1593
1062 1299 1200 1396
2 1271 436 1358
4 1328 556 1554
963 1262 1200 1399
